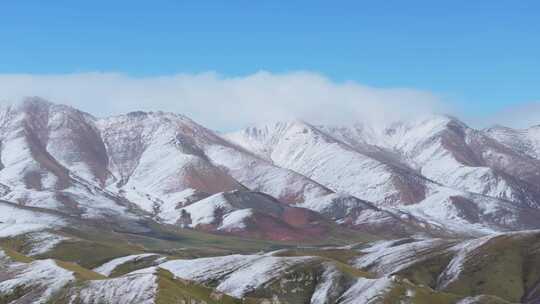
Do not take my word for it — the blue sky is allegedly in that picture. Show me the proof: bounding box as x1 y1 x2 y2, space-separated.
0 1 539 128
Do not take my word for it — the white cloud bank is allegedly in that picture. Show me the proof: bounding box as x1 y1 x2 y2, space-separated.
1 71 451 130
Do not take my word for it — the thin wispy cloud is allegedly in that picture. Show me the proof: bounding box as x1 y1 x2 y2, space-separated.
481 102 540 129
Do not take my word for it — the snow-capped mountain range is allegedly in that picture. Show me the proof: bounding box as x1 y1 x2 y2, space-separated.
4 97 540 303
2 97 540 240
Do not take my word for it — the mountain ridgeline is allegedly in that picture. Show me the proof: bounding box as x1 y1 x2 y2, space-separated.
2 98 540 237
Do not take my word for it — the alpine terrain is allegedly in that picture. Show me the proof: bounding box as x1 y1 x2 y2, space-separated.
2 97 540 303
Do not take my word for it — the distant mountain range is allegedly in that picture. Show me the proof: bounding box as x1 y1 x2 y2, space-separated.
1 97 540 303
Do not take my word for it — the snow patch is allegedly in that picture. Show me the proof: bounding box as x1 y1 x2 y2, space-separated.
93 253 160 276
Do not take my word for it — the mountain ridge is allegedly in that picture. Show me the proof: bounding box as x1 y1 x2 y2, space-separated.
1 97 540 238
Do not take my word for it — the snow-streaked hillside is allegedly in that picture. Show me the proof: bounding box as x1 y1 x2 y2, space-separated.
486 124 540 160
227 116 540 235
1 98 540 239
3 230 540 303
166 190 330 241
226 121 429 206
